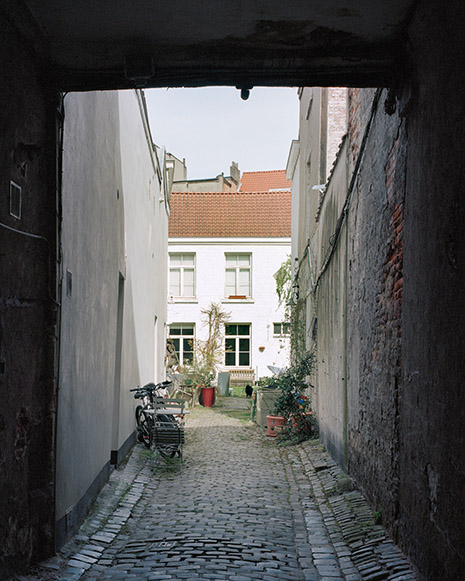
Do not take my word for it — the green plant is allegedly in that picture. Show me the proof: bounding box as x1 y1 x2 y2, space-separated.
275 254 292 307
289 298 307 363
156 454 183 475
275 255 307 363
118 483 132 504
272 351 318 444
256 376 279 388
374 510 382 525
182 302 230 390
139 449 154 460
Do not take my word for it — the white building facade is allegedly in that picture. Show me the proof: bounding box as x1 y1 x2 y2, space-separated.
167 178 292 381
168 238 290 379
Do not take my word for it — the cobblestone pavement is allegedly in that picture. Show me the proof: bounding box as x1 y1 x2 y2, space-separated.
16 398 418 581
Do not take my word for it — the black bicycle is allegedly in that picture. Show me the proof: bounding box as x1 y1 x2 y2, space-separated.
130 381 186 458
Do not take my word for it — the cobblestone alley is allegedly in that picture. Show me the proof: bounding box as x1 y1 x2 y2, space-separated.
17 398 418 581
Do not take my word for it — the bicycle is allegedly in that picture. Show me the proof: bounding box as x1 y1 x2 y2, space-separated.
130 381 186 458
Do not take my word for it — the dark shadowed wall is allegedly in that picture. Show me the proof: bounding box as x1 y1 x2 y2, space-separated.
0 13 58 578
399 1 465 577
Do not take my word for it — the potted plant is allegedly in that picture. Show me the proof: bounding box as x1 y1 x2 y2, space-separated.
267 351 317 442
182 302 230 407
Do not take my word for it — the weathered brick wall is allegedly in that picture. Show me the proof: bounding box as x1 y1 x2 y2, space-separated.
346 88 407 533
344 4 465 575
0 14 58 578
326 88 347 179
347 88 377 170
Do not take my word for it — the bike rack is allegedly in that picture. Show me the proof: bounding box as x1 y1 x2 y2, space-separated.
151 397 186 457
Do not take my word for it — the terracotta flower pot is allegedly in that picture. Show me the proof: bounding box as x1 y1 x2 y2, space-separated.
266 414 285 437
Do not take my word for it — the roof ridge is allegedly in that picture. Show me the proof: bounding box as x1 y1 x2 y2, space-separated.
171 190 289 195
241 169 286 174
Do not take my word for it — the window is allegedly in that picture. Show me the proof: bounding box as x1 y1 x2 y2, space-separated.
225 324 251 367
225 253 251 298
169 324 194 365
273 322 290 336
169 253 195 298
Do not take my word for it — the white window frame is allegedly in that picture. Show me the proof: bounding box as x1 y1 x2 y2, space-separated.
169 253 196 298
224 253 252 298
168 323 195 366
224 323 251 367
273 322 290 336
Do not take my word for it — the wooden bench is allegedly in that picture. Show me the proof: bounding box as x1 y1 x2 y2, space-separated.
228 368 255 386
152 397 186 417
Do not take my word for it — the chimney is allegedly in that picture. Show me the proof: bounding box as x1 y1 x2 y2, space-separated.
230 161 240 184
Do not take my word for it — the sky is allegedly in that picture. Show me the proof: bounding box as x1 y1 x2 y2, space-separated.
144 86 299 181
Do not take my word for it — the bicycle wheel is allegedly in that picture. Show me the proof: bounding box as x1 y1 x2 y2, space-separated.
156 414 177 458
135 406 154 449
158 448 177 459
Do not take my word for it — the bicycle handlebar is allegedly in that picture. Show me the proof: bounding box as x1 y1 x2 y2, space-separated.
130 380 173 393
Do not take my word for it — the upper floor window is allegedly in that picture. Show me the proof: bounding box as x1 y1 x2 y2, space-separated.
169 253 195 298
169 323 194 366
225 253 251 298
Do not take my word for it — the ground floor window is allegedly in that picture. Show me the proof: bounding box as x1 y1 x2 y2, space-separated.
225 324 251 367
169 323 194 365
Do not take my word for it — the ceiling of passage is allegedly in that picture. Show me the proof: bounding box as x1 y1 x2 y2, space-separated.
12 0 415 90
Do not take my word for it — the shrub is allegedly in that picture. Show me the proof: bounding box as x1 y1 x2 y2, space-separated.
272 351 318 444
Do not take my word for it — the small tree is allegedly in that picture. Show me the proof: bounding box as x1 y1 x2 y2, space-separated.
182 302 230 389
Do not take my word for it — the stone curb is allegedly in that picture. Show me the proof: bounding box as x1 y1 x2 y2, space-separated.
284 439 419 580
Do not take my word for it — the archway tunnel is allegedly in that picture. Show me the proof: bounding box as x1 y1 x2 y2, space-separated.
0 1 464 579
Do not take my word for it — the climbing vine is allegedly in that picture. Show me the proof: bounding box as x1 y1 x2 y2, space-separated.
275 255 307 363
275 254 292 307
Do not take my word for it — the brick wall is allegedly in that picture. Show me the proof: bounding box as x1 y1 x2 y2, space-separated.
346 89 407 534
348 88 377 170
326 88 347 179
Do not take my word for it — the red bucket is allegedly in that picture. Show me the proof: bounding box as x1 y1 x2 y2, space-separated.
200 386 215 407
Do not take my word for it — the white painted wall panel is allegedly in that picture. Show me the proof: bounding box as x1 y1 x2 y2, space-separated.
56 90 169 529
168 239 290 379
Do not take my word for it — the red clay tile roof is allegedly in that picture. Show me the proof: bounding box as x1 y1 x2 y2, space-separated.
169 191 291 238
239 170 291 192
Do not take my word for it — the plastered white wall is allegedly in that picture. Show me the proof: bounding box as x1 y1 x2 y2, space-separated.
168 238 290 378
57 91 124 522
117 90 169 449
56 90 169 524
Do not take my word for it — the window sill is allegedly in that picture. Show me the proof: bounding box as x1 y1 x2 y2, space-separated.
222 298 254 304
168 297 198 304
